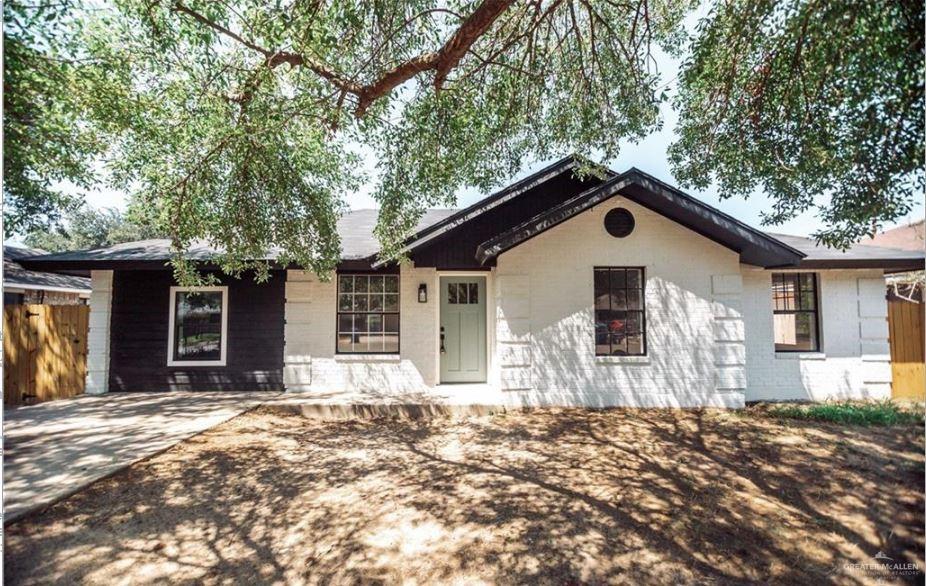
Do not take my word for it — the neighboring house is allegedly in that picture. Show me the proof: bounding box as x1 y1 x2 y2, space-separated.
21 157 925 408
3 246 90 305
862 219 925 252
863 220 925 302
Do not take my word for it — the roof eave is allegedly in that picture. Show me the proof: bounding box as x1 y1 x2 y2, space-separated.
372 154 604 268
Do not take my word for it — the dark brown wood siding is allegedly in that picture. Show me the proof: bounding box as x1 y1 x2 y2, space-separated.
109 270 285 392
411 172 603 268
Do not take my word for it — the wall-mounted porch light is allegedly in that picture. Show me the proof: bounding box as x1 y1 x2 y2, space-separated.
418 283 428 303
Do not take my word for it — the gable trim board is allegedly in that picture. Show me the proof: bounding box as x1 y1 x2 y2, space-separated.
20 157 923 407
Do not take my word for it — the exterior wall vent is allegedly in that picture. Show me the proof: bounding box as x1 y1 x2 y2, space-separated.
604 208 635 238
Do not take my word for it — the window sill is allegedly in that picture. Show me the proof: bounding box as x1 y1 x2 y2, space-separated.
595 355 651 365
775 352 826 361
335 354 401 363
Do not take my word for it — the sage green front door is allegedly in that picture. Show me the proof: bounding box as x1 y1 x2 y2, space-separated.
440 277 487 383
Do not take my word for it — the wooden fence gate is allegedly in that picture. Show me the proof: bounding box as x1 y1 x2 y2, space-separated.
3 304 89 406
888 299 925 400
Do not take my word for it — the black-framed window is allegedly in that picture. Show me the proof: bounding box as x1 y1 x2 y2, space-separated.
337 274 399 353
594 267 646 356
772 272 820 352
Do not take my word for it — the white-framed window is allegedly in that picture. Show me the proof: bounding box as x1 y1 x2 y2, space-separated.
167 286 228 366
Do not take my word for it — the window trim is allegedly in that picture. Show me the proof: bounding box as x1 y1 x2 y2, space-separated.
167 286 229 367
335 273 400 355
593 266 647 357
771 272 821 353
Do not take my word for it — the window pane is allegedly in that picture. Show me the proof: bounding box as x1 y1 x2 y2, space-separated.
353 294 369 311
368 314 383 333
337 334 353 353
448 283 458 304
338 294 352 311
338 275 353 293
174 291 223 361
369 294 384 312
627 269 641 289
338 314 353 333
609 334 628 355
595 269 611 309
469 283 478 304
799 273 815 292
625 312 642 334
610 269 626 289
627 289 643 310
383 334 399 353
626 334 644 355
354 277 369 293
370 276 385 293
384 294 399 312
612 290 627 311
384 276 399 293
773 312 818 351
384 314 399 333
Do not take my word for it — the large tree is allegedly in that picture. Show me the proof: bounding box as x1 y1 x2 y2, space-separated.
24 203 165 252
4 0 922 283
670 0 924 247
3 1 136 236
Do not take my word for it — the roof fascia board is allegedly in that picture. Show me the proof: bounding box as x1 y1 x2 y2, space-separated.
476 170 807 267
475 175 633 264
371 155 589 268
622 169 806 261
2 282 91 294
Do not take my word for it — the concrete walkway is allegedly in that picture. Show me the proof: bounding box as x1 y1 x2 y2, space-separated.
3 391 279 523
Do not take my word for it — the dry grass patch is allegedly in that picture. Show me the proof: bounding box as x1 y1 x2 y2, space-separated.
5 406 923 585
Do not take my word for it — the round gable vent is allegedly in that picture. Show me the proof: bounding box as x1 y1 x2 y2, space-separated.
604 208 635 238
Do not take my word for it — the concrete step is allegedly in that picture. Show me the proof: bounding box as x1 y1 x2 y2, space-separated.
261 401 510 421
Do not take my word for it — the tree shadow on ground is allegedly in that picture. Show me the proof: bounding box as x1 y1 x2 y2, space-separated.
4 407 924 585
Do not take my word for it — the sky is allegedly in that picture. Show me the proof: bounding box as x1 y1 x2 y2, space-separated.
7 11 923 246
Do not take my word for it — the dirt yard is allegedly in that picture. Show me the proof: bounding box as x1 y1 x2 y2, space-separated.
5 407 924 585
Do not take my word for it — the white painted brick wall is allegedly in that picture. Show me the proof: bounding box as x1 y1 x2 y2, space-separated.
495 197 746 408
86 270 113 395
742 268 891 401
282 265 439 394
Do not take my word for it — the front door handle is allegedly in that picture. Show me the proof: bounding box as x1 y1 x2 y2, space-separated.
440 326 446 354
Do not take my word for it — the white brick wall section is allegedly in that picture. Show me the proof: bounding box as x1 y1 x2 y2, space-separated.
495 196 746 408
282 265 437 394
711 275 747 394
283 270 313 390
496 273 532 391
742 268 891 401
86 270 113 395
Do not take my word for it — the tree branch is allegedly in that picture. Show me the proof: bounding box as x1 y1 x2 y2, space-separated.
172 0 516 117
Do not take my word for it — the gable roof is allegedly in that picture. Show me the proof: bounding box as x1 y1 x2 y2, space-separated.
376 155 591 264
4 246 91 293
473 168 806 267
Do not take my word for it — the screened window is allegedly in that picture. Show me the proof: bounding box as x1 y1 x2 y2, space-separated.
337 274 399 353
772 272 820 352
594 267 646 356
168 287 228 366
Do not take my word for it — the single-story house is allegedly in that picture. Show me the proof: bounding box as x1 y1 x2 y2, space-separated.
3 245 90 305
21 157 925 408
